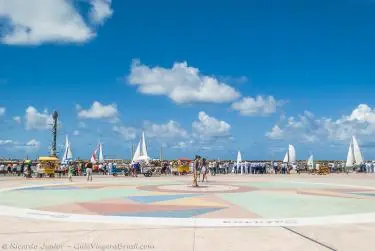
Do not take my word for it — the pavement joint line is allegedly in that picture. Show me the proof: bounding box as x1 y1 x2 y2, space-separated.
282 227 337 251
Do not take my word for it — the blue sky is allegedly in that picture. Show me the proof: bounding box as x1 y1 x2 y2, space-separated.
1 0 375 160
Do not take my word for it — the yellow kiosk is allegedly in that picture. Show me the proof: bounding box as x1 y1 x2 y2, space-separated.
177 158 191 175
38 156 59 178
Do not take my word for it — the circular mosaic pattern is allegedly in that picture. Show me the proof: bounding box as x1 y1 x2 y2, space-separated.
162 184 241 192
1 178 375 226
138 183 255 193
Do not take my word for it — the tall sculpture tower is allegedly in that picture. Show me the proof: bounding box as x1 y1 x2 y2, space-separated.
50 111 58 157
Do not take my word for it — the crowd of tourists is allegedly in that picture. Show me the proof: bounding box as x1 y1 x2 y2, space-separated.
1 158 374 179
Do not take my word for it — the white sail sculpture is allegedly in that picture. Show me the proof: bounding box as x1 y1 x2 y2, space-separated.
283 152 289 163
231 151 242 173
132 132 150 163
346 136 363 167
61 135 73 164
307 154 314 170
90 145 98 164
98 143 104 163
133 142 141 162
237 151 243 174
352 136 364 165
283 144 296 164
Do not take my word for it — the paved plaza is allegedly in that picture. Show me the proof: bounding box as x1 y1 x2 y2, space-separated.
1 174 375 250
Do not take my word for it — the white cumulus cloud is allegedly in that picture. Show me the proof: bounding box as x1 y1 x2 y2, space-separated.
12 116 21 124
172 140 195 149
0 0 113 45
0 106 5 116
265 125 284 139
145 120 189 139
266 104 375 144
113 125 137 140
0 139 14 145
128 59 241 104
89 0 113 24
25 106 53 130
232 96 283 116
77 101 118 120
0 138 41 152
192 111 231 138
25 139 41 150
344 104 375 124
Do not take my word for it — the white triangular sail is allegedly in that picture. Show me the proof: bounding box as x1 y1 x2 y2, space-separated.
98 143 104 163
141 132 148 158
62 135 73 164
282 144 296 164
90 145 98 164
307 154 314 170
288 144 296 163
61 136 68 164
237 151 243 174
346 142 354 167
283 152 289 163
132 142 141 162
66 142 73 161
132 132 150 162
352 136 363 165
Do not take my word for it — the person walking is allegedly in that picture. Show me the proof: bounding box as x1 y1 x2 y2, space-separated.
68 162 74 182
201 158 208 182
193 155 200 187
86 162 93 181
132 162 138 177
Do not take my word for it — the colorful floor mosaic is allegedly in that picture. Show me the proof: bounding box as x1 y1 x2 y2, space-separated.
2 178 375 221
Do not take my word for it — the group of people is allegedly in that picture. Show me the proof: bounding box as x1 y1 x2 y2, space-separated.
192 155 209 184
0 162 32 177
64 161 120 181
57 161 93 182
5 157 375 182
231 162 269 174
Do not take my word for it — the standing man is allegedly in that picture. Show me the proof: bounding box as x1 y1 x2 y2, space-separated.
193 155 200 187
86 161 93 181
